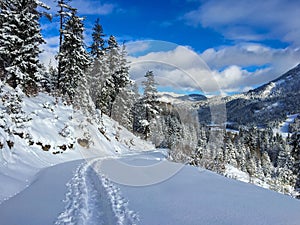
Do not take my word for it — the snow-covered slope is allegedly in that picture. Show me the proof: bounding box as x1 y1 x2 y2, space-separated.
1 89 300 225
273 113 299 138
157 92 207 104
0 88 153 204
1 152 300 225
223 64 300 127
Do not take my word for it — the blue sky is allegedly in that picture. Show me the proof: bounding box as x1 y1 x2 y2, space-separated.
40 0 300 95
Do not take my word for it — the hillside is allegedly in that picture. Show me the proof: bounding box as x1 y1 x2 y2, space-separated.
197 64 300 127
0 85 153 203
226 64 300 128
188 64 300 198
0 88 300 224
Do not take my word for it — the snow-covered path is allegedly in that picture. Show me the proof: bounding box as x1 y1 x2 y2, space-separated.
0 158 138 225
55 159 138 225
0 160 83 225
1 152 300 225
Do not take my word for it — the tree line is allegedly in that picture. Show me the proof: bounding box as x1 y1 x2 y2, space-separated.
1 0 299 199
0 0 164 140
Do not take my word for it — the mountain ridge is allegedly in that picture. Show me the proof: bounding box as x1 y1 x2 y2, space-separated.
197 63 300 127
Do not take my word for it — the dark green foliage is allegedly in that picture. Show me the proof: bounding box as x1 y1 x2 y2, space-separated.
0 0 49 95
89 18 106 58
58 8 91 101
133 71 160 140
98 37 130 116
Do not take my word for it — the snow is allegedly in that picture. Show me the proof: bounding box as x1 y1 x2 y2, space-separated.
261 82 276 98
55 159 138 225
224 164 250 183
275 79 285 86
1 91 300 225
267 101 280 109
226 128 239 134
274 113 299 138
224 165 271 190
0 160 82 225
0 91 153 204
114 158 300 225
157 92 206 105
1 152 300 225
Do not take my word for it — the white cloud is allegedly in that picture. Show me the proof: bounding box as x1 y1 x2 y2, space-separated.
39 36 59 68
128 46 221 94
211 66 272 93
183 0 300 46
126 41 151 55
200 43 300 91
201 43 300 69
128 42 300 95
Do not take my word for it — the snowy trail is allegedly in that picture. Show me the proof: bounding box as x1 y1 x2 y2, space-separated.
55 159 138 225
1 151 300 225
0 158 138 225
0 160 83 225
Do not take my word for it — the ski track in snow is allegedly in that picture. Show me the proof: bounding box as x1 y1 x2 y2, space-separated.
55 159 138 225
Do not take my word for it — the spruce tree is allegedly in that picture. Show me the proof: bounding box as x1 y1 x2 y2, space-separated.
58 8 91 104
89 18 105 58
290 132 300 193
111 81 138 130
88 18 108 109
0 0 49 95
99 36 130 116
56 0 74 89
133 70 160 140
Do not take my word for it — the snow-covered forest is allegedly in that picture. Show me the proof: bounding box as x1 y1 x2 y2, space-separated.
1 0 300 197
0 0 300 224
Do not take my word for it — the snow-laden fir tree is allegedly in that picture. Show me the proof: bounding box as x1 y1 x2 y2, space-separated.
57 8 91 105
0 0 49 95
133 71 160 140
99 37 130 116
39 64 52 93
88 18 109 108
56 0 74 88
111 81 139 131
290 132 300 195
0 81 30 146
89 18 105 58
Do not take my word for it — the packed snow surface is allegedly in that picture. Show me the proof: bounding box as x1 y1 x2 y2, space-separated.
1 150 300 225
1 92 300 225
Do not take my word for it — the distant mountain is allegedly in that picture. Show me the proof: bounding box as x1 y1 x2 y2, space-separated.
178 93 207 101
158 92 207 104
249 64 300 99
198 64 300 128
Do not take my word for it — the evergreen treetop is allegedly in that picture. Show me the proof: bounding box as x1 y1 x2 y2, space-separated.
90 18 106 58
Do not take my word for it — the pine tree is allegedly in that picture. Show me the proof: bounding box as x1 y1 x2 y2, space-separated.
58 8 91 103
290 132 300 193
39 64 52 93
56 0 74 89
89 18 105 58
133 71 160 140
99 37 130 116
88 18 108 109
88 53 109 108
111 81 139 131
0 0 49 95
